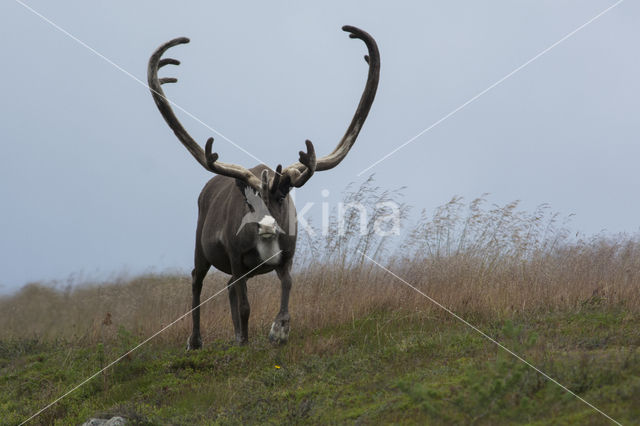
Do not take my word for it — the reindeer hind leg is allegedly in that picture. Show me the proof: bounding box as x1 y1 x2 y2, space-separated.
187 247 210 350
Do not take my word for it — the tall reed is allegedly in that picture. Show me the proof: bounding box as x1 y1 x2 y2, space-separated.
1 179 638 345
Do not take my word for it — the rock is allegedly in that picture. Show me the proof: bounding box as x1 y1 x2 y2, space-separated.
82 416 126 426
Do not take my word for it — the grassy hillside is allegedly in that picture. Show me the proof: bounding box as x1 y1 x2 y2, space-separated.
1 306 639 424
1 186 639 424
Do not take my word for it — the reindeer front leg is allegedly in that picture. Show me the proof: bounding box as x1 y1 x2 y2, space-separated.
228 276 250 345
270 264 292 344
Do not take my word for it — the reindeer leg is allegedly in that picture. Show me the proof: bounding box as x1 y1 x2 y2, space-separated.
270 263 292 344
188 262 209 350
237 279 250 343
227 276 246 344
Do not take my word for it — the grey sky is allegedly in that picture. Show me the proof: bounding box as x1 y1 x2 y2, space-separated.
1 1 638 292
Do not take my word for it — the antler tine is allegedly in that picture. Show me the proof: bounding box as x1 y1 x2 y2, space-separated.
260 169 271 203
282 25 380 180
299 140 316 167
158 58 180 68
291 140 316 188
148 37 262 192
202 137 262 189
277 139 316 190
270 164 283 194
204 137 220 168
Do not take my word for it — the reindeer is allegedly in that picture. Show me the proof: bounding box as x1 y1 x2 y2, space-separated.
147 26 379 348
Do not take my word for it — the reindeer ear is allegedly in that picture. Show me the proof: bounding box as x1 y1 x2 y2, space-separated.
235 179 255 209
261 170 269 191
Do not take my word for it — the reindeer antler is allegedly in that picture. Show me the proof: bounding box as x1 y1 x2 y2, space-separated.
148 38 262 191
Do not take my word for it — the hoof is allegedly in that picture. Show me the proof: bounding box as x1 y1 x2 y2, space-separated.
268 319 290 345
187 334 202 351
234 333 248 345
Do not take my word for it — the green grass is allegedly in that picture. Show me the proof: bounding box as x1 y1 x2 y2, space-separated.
1 306 639 425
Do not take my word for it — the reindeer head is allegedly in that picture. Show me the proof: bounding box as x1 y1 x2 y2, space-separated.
236 182 288 238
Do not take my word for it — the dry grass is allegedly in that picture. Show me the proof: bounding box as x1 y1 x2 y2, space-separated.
1 179 638 346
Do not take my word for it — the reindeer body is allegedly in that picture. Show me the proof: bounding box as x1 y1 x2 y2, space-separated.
196 165 296 275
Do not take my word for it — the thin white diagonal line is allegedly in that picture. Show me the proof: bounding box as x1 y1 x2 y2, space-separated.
13 0 266 167
20 250 283 425
357 0 625 176
357 250 622 425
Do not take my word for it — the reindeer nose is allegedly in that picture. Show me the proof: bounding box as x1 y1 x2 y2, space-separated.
258 216 279 238
258 224 276 237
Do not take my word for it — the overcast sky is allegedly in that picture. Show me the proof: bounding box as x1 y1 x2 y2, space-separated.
1 1 638 293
